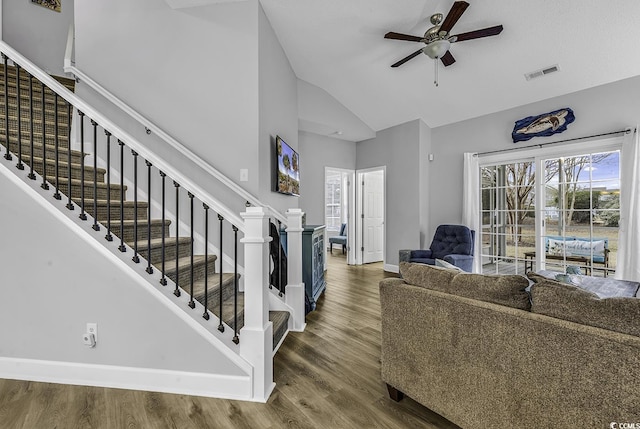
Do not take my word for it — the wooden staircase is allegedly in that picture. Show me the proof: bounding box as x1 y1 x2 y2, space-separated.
0 65 289 349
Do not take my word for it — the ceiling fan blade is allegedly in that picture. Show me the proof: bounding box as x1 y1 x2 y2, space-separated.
452 25 503 42
384 32 424 42
438 1 469 35
440 51 456 67
391 48 424 68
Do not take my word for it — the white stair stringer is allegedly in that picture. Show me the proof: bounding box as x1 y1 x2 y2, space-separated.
0 155 269 401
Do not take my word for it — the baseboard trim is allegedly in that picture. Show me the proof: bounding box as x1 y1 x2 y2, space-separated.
384 263 399 273
0 357 254 401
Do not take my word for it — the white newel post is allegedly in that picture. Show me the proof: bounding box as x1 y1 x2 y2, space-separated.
239 207 274 402
285 209 306 332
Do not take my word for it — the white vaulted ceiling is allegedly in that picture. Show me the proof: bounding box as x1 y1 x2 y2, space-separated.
259 0 640 134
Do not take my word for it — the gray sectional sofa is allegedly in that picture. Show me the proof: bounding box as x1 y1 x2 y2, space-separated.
379 262 640 428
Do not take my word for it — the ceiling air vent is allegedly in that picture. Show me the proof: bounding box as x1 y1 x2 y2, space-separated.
525 64 560 81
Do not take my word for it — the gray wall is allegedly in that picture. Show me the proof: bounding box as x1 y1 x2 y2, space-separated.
72 0 299 217
298 131 356 225
0 170 245 376
2 0 74 75
74 0 261 196
429 74 640 235
258 5 299 213
418 120 432 249
356 119 424 266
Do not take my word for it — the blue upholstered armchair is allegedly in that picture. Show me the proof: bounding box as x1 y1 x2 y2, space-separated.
329 223 347 253
399 224 475 272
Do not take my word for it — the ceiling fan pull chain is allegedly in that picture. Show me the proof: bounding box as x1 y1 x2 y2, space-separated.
434 59 439 87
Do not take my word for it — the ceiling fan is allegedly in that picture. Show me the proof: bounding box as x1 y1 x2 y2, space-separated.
385 1 503 85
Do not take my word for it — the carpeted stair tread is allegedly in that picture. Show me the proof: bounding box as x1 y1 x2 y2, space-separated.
193 280 288 350
81 198 149 221
16 155 104 182
0 105 72 121
4 141 83 164
109 219 171 242
0 132 70 148
162 254 218 288
0 81 75 101
0 87 74 106
0 67 75 87
137 236 193 264
188 272 238 310
50 177 125 201
270 311 290 349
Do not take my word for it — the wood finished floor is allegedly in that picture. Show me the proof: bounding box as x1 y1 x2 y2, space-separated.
0 253 459 429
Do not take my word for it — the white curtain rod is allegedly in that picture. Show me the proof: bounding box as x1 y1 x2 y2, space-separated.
475 128 633 157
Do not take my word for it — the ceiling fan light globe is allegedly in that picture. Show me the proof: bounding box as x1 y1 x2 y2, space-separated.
422 39 450 59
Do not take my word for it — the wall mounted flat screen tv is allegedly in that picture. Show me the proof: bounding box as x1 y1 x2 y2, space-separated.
275 136 300 196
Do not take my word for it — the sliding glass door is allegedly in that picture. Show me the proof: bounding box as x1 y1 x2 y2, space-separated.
541 150 620 276
479 143 620 277
481 161 536 274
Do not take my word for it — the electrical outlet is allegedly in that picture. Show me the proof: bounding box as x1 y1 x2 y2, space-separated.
86 323 98 342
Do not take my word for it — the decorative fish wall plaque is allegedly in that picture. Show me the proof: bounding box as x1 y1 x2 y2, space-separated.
511 107 575 143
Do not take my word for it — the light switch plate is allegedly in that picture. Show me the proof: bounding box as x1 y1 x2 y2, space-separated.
86 323 98 341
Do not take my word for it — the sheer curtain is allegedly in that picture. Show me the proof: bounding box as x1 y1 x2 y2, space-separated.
463 153 481 273
615 128 640 281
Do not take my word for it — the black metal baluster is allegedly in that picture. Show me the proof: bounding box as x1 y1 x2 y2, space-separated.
145 160 153 274
2 54 11 161
90 120 99 228
65 102 74 210
232 225 239 344
188 192 195 309
15 64 24 170
53 95 61 199
203 204 210 320
278 219 283 297
173 181 181 297
27 74 35 180
39 82 48 189
160 171 167 285
218 214 224 333
131 150 139 262
118 140 126 252
104 131 112 240
77 111 86 218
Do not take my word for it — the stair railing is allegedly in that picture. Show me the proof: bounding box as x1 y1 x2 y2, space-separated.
63 24 287 227
1 42 251 336
1 38 295 361
63 25 304 326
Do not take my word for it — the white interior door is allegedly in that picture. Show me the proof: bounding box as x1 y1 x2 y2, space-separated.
362 170 384 263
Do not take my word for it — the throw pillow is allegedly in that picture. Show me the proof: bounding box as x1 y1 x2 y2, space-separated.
435 258 464 272
531 280 640 337
547 238 606 258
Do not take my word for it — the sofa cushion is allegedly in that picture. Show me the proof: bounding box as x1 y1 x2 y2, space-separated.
531 280 640 337
399 262 457 289
449 272 531 310
399 262 530 310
